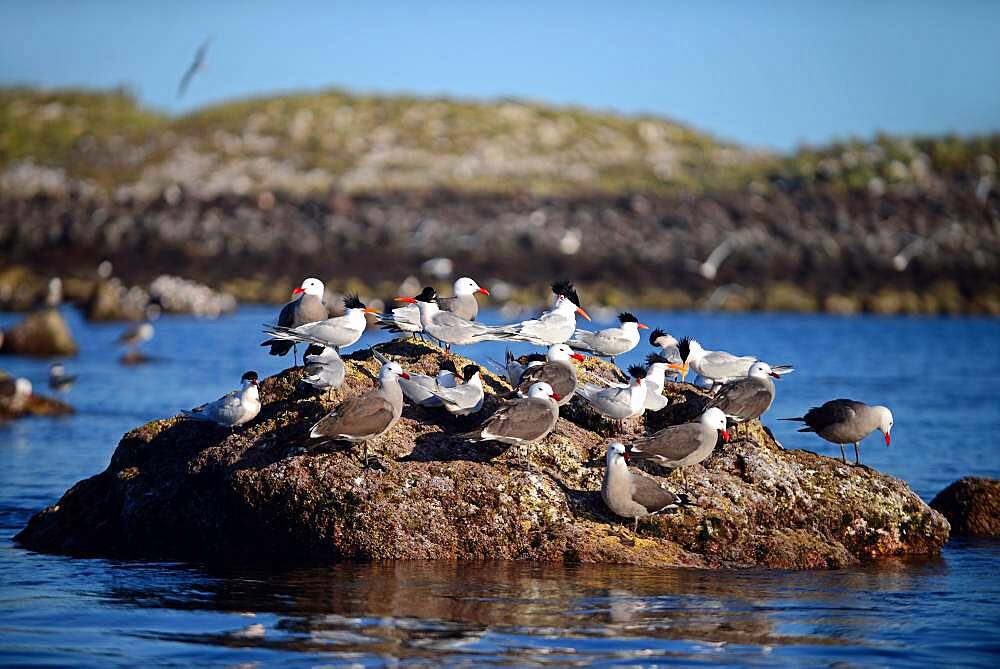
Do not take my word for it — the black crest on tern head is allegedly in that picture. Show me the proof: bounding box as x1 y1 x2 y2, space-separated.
461 364 481 381
677 337 692 363
618 312 639 324
415 286 437 303
645 353 669 367
343 292 365 310
440 358 458 375
649 327 670 347
241 371 259 383
628 365 647 380
550 279 581 307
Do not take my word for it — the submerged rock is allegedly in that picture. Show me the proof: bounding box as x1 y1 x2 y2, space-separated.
16 340 948 568
930 477 1000 537
0 308 78 357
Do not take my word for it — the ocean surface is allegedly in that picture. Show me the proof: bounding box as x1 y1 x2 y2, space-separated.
1 305 999 666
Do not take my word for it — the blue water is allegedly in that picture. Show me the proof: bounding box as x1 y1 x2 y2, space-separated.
2 305 999 666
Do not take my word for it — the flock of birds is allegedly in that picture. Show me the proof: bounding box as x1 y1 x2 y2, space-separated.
170 276 896 530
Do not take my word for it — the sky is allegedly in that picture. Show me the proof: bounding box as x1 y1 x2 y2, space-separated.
1 1 998 150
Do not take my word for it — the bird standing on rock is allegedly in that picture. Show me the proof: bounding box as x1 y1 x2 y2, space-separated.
576 366 649 420
602 442 688 533
568 312 648 363
781 399 893 465
629 407 729 489
265 278 328 361
513 343 584 406
424 364 485 416
500 280 591 346
463 381 561 470
301 345 345 391
707 361 782 423
181 371 261 429
262 293 376 354
383 277 490 338
393 287 512 355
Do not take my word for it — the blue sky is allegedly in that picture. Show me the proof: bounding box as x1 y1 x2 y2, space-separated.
1 1 998 149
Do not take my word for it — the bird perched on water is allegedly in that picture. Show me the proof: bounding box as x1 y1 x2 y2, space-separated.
262 293 377 354
576 366 650 420
671 338 794 387
463 381 561 469
265 278 328 360
310 360 410 459
423 364 485 416
392 287 512 354
512 343 585 406
48 363 77 393
301 345 345 391
707 361 782 423
568 312 648 363
781 399 893 465
602 442 688 532
177 37 211 97
500 281 591 346
181 371 261 429
629 407 729 489
0 375 32 412
383 277 490 338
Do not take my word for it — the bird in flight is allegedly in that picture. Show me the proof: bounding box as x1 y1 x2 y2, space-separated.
177 38 212 98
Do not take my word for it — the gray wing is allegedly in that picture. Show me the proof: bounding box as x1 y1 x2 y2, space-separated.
643 386 668 411
276 298 298 328
698 351 756 380
803 399 865 432
438 295 478 321
303 354 345 389
399 374 444 406
389 304 422 332
479 398 557 443
517 362 576 400
632 423 707 463
295 295 328 326
311 392 396 440
708 377 773 421
428 382 482 409
185 390 241 425
630 469 683 513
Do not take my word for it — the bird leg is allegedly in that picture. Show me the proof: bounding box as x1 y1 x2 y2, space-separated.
633 517 639 534
853 442 861 466
839 444 847 463
293 343 299 367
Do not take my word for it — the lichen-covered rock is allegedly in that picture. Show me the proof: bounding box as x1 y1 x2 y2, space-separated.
930 477 1000 537
0 308 78 357
15 340 949 568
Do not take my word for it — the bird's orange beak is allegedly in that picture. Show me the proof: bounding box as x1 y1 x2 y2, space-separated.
576 306 591 321
395 297 416 303
363 307 380 315
478 287 490 296
885 433 891 446
292 287 304 295
637 323 649 329
669 362 690 382
551 392 562 401
570 353 585 362
721 429 730 443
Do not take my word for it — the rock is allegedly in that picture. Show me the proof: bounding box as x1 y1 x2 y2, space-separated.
15 340 949 568
0 371 74 419
0 308 78 357
930 477 1000 537
84 280 147 322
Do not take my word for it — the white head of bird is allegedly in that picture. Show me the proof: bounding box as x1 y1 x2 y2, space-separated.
295 277 325 298
50 363 65 377
15 378 32 398
453 277 489 297
748 362 781 379
701 407 730 442
547 343 585 363
342 293 380 327
643 354 671 388
526 381 560 402
606 441 628 467
379 361 411 382
875 406 893 446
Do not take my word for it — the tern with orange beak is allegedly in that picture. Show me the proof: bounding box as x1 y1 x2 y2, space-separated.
567 312 649 363
262 293 378 354
781 399 893 465
629 407 730 490
576 366 650 420
500 280 592 346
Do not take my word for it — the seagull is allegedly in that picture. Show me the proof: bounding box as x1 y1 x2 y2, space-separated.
177 37 211 98
567 312 649 363
181 371 261 428
386 353 457 408
48 363 78 393
118 322 154 352
513 343 584 406
576 366 649 420
463 381 561 469
424 364 485 416
499 280 591 346
630 407 730 489
382 277 490 338
310 360 410 459
706 361 781 423
265 278 328 360
781 399 893 465
0 376 32 412
685 235 741 281
393 287 512 354
301 345 345 391
671 338 794 386
602 442 687 532
262 293 377 354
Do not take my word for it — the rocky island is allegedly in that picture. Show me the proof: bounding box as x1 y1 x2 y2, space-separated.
16 339 949 569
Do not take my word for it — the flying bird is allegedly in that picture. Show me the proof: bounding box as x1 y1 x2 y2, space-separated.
177 38 211 98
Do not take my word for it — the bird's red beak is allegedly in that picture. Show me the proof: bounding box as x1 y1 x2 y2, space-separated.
623 450 630 461
395 297 416 303
570 353 585 362
400 372 410 380
721 429 730 442
885 433 891 446
769 372 781 379
576 306 591 321
637 323 649 329
478 287 490 296
550 392 561 401
292 287 304 295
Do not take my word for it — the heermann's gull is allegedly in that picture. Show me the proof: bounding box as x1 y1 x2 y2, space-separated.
48 363 78 393
781 399 893 465
262 293 377 353
567 312 649 362
630 407 729 488
602 442 687 532
576 366 649 420
514 343 584 406
266 278 328 358
383 277 489 337
464 381 561 468
310 361 410 457
425 364 485 416
671 338 794 386
181 371 261 429
301 345 345 391
500 281 592 346
707 361 781 423
0 376 32 412
394 287 512 354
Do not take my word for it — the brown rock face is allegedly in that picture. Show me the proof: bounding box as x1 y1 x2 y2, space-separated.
15 340 949 568
0 308 78 357
930 477 1000 537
